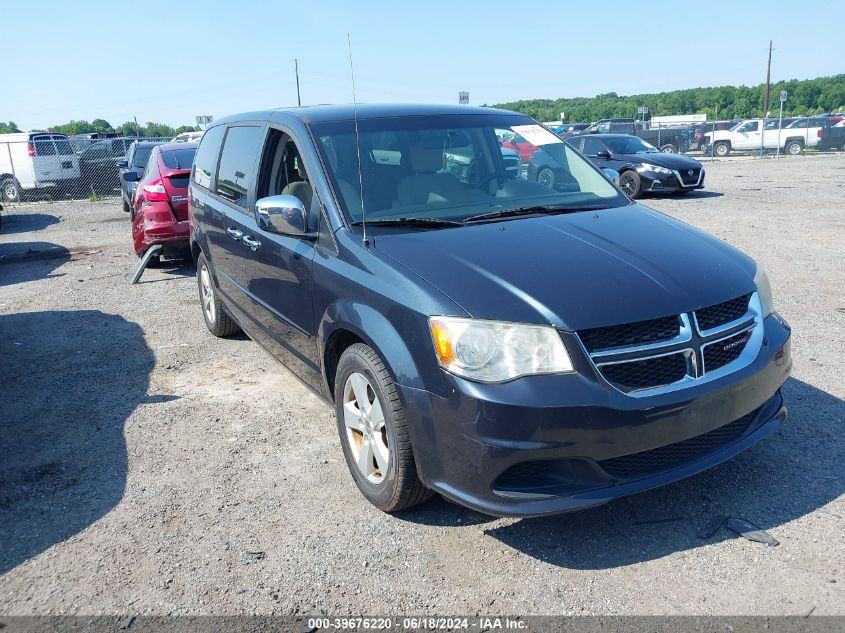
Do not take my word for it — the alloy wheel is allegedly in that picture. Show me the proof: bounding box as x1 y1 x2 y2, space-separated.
342 371 389 484
199 264 216 324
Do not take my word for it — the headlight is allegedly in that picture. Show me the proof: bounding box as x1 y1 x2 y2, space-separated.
429 317 574 382
754 265 774 317
637 163 673 175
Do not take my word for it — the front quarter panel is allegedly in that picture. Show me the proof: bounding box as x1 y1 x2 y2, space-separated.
312 230 467 399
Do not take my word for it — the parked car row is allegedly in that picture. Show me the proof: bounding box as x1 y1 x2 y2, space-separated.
0 130 205 201
552 113 845 157
133 103 791 518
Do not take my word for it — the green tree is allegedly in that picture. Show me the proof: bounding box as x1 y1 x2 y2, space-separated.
494 74 845 122
91 118 114 133
0 121 20 133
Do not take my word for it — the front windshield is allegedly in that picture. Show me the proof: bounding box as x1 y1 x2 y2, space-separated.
311 114 625 225
603 136 658 154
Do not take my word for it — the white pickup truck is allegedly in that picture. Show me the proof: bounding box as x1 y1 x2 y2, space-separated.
702 118 824 156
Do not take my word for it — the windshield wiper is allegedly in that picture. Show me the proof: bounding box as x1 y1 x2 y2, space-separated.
350 217 463 228
464 203 610 224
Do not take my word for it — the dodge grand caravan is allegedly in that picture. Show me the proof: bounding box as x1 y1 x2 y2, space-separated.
188 104 791 517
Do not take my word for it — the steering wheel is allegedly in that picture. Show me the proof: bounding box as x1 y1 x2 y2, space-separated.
473 171 511 190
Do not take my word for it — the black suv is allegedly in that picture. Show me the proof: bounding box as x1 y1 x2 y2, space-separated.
189 104 791 517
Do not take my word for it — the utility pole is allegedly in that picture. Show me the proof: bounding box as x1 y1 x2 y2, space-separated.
295 58 302 106
763 40 772 118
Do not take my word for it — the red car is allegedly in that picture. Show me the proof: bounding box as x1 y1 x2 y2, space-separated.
128 142 197 260
501 134 540 163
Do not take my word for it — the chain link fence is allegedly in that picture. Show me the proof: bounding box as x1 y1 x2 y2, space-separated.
0 135 174 206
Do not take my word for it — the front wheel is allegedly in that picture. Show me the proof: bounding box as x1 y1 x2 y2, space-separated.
714 141 731 157
334 343 432 513
660 143 678 153
196 252 240 337
618 170 642 199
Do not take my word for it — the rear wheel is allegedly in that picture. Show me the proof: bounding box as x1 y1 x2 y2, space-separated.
536 167 555 188
660 143 678 153
618 170 642 199
196 252 240 337
334 343 431 513
714 141 731 157
1 178 20 202
785 139 803 155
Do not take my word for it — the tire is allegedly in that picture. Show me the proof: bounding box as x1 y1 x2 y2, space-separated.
618 170 642 199
714 141 731 157
1 178 20 202
334 343 432 513
660 144 678 153
785 140 803 156
536 167 555 188
196 252 240 337
122 197 130 213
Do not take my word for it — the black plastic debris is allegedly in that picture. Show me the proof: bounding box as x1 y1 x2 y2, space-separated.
699 515 779 546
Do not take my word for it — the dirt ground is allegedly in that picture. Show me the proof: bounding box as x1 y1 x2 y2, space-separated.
1 153 843 616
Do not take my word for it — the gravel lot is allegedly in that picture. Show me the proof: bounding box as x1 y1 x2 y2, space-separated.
1 154 843 617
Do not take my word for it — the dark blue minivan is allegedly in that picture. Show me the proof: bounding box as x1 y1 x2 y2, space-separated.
188 104 791 517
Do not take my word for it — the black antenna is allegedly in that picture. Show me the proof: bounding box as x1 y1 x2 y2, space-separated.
347 33 367 246
295 58 302 106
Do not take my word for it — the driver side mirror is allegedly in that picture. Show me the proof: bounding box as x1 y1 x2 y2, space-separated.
255 194 311 237
595 150 612 159
122 171 140 182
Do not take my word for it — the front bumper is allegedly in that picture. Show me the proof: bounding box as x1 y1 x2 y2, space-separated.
400 314 791 517
642 168 705 193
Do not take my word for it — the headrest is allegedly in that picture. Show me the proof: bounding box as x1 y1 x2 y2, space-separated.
408 145 443 173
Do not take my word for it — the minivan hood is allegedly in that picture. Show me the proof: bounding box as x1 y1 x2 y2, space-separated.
374 205 755 331
617 152 702 170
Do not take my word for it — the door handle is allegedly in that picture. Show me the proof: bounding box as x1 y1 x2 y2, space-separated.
241 235 261 252
226 227 243 240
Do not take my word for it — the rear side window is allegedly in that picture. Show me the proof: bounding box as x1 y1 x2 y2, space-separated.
162 148 196 169
192 125 225 189
32 136 56 156
134 146 153 168
215 125 263 208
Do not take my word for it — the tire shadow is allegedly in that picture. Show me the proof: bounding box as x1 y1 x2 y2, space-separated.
0 310 154 574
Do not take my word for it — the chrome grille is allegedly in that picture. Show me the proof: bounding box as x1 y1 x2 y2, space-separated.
579 292 762 397
601 352 688 392
695 294 751 331
679 168 701 186
579 315 680 352
703 328 751 372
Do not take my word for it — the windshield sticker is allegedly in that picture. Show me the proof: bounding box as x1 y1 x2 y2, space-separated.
511 124 563 146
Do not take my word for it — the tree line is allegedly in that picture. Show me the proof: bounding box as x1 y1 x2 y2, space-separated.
492 74 845 123
0 119 200 137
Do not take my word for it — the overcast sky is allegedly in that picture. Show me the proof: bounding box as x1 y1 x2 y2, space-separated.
6 0 842 130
